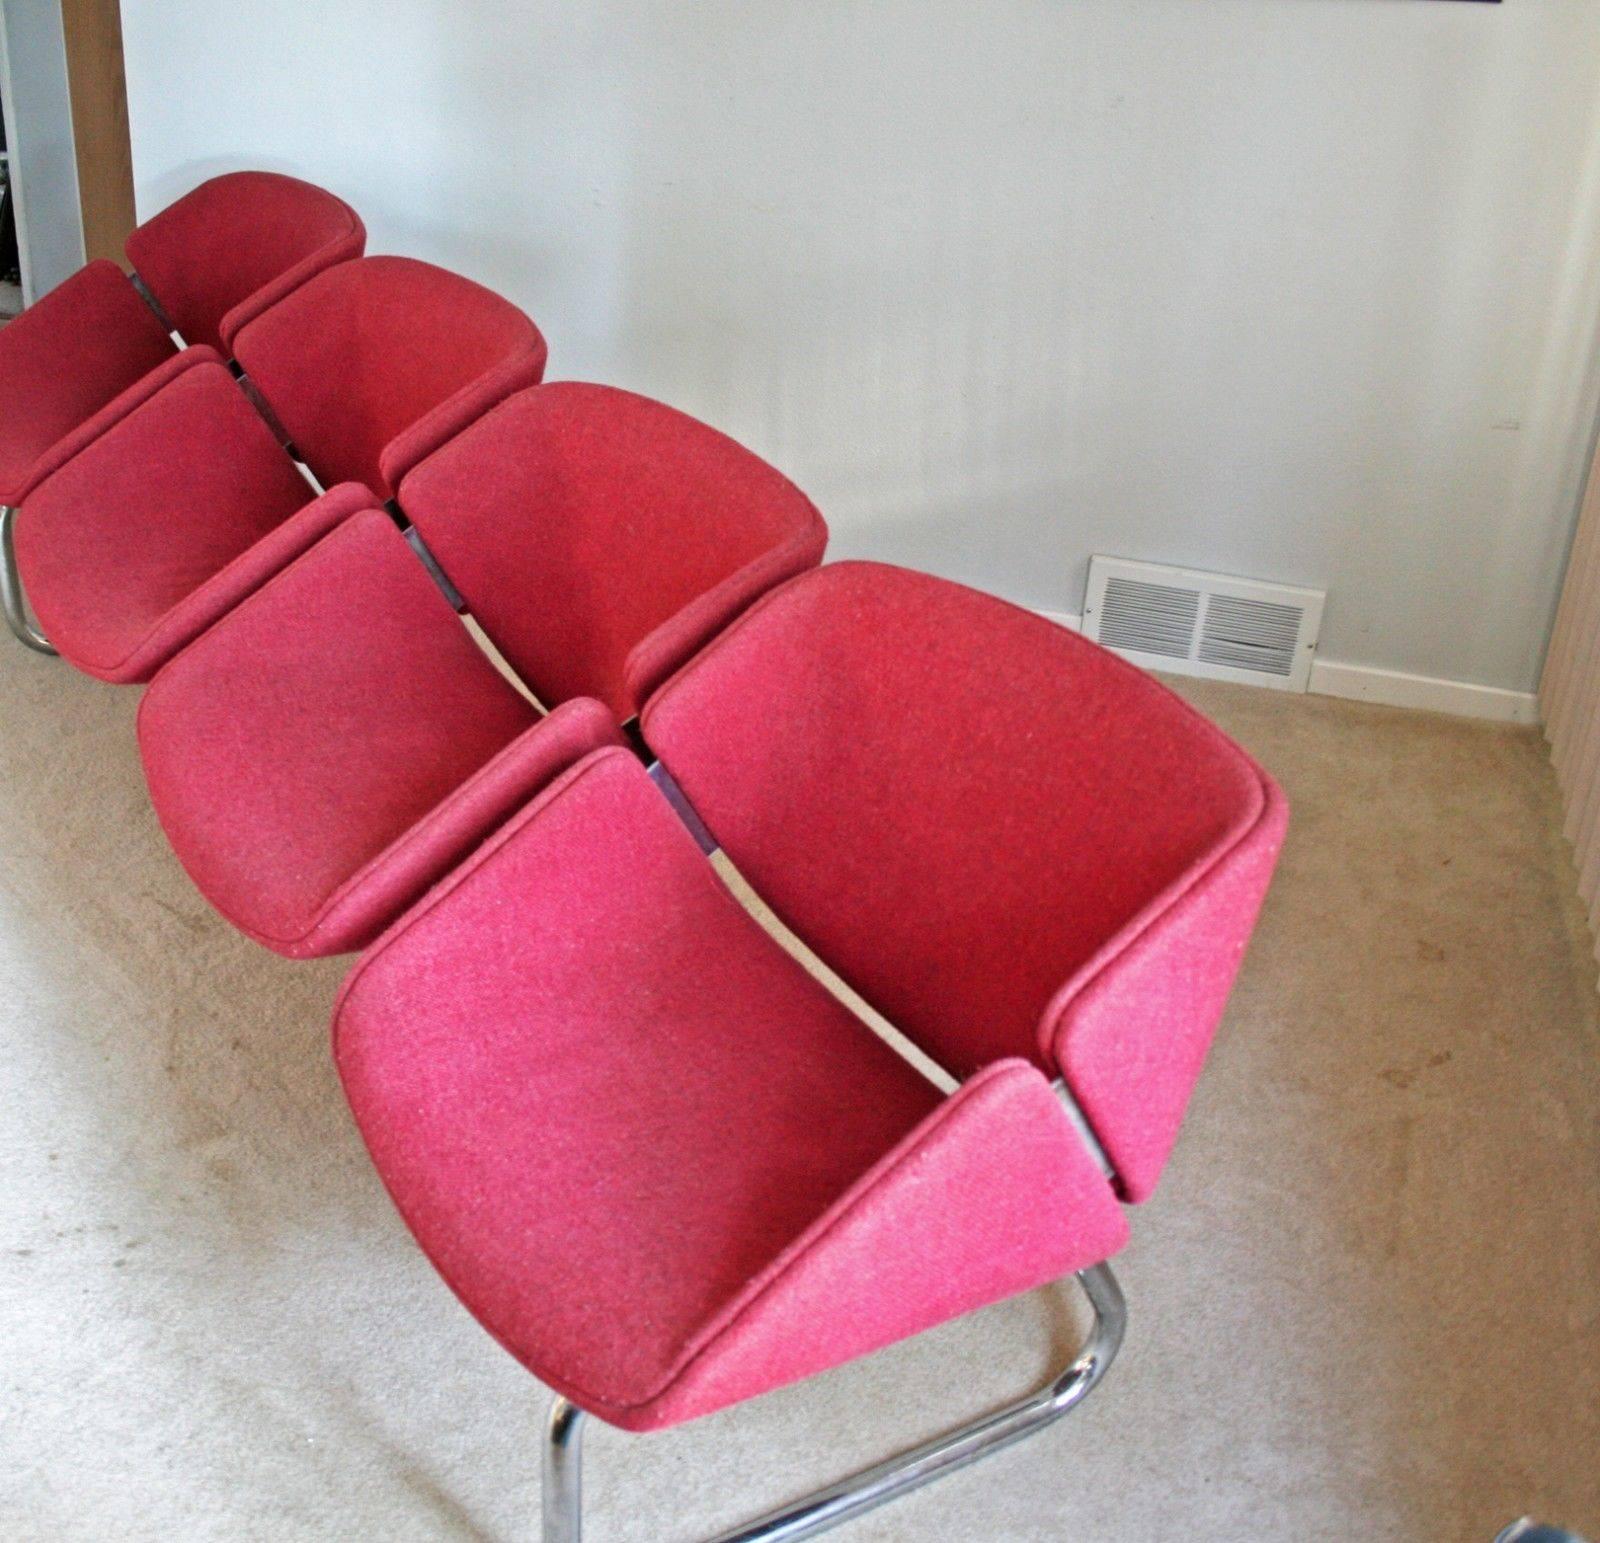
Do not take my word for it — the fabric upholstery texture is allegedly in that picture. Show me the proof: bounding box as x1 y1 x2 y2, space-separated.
137 510 619 957
0 260 177 505
642 560 1286 1202
231 256 547 501
398 382 828 718
1043 772 1288 1201
85 482 379 686
13 345 228 503
124 171 365 354
15 359 317 682
334 747 1127 1431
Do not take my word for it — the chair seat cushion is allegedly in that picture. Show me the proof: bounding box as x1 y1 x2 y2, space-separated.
0 260 177 504
15 360 315 679
137 511 552 955
335 748 1127 1431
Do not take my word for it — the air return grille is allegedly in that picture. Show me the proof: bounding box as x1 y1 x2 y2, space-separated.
1083 557 1324 692
1098 577 1199 660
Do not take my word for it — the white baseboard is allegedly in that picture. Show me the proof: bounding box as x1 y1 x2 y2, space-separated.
1036 609 1539 725
1305 659 1539 725
1039 609 1084 632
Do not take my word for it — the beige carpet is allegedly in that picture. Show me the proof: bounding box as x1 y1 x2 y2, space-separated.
1 645 1597 1542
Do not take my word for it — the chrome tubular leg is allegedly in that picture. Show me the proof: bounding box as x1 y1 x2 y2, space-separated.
543 1397 586 1543
0 505 56 654
707 1263 1126 1543
542 1262 1126 1543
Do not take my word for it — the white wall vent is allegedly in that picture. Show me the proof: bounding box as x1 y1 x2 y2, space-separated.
1082 556 1325 692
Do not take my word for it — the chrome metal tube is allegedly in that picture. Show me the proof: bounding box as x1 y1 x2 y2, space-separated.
1495 1524 1593 1543
542 1398 586 1543
707 1262 1125 1543
647 760 719 855
1050 1077 1117 1183
541 1261 1126 1543
0 505 56 654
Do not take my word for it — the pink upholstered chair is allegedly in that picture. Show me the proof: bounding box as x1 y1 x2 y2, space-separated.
397 380 828 719
0 171 364 651
8 257 543 682
229 255 547 502
332 560 1287 1540
135 385 827 956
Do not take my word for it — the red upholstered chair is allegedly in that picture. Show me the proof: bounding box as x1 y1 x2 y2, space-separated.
397 380 828 719
123 171 365 356
641 562 1290 1204
230 255 548 501
0 171 363 652
332 560 1287 1540
138 510 624 958
9 257 544 682
136 386 826 956
12 352 378 684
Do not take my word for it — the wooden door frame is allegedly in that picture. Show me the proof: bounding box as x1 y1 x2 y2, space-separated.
0 0 133 302
60 0 134 267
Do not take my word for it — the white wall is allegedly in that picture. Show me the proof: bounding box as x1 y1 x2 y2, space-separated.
0 0 84 300
121 0 1600 694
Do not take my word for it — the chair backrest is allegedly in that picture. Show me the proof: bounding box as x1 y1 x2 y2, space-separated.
641 561 1287 1200
398 382 827 718
124 171 364 355
232 256 546 501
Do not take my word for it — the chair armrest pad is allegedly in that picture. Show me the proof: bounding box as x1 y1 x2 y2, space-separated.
285 698 625 958
584 1059 1128 1431
19 345 227 504
1043 771 1289 1203
382 342 548 495
0 260 179 503
625 510 829 719
217 222 366 353
98 481 382 683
